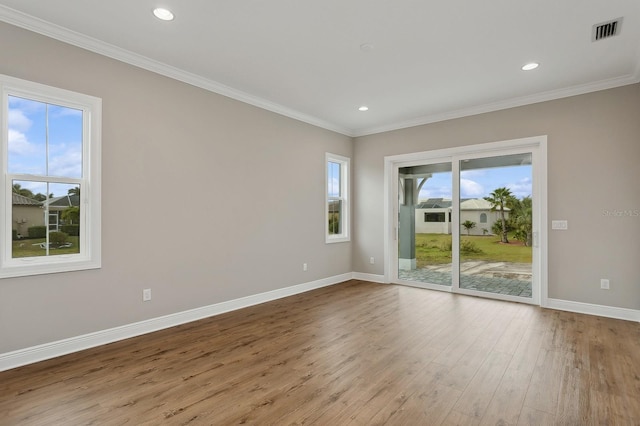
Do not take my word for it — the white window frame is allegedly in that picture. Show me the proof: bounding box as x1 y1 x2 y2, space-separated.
1 74 101 278
325 153 350 243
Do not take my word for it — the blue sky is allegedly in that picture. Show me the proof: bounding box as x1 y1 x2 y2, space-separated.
8 95 83 197
327 161 341 197
419 165 532 200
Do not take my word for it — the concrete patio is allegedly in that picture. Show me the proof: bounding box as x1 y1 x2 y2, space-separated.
398 261 532 298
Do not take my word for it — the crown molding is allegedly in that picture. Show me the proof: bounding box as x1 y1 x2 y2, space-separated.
1 5 638 140
0 5 354 137
353 72 640 137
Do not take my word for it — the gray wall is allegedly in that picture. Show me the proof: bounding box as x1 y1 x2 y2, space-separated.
1 20 638 356
0 22 352 353
353 84 640 310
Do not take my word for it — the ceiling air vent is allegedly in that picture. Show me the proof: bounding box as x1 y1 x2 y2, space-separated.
592 18 623 42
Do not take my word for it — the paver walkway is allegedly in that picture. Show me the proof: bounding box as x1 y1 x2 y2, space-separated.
398 261 532 298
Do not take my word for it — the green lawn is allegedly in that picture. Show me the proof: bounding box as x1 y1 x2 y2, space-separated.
413 233 531 268
12 237 80 258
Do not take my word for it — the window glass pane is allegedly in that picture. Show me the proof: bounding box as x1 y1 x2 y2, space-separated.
11 180 80 258
328 161 341 197
399 162 452 286
328 199 342 235
2 75 100 278
48 104 83 178
8 96 47 175
459 153 533 298
7 96 83 178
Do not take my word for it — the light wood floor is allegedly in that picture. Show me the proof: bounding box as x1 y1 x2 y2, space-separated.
1 280 639 425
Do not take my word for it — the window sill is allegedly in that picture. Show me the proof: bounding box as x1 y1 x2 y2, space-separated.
326 236 351 244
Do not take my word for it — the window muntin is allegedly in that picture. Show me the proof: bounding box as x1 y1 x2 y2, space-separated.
2 74 101 278
326 153 350 243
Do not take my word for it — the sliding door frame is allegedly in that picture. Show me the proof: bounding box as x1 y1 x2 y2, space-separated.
384 136 548 306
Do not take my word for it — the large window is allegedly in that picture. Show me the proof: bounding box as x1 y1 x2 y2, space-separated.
1 74 101 278
326 153 350 243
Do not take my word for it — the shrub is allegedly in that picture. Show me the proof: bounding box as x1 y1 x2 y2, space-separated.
49 231 69 246
441 239 483 254
12 229 17 240
61 206 80 224
460 240 483 254
28 226 47 239
328 215 341 234
491 220 513 236
61 224 80 236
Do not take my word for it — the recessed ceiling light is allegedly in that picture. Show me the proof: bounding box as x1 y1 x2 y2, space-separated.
358 106 369 111
153 8 174 21
521 62 539 71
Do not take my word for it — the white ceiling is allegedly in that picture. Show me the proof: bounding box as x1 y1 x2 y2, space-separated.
0 0 639 137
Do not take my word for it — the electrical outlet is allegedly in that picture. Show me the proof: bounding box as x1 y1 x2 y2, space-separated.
600 279 610 290
551 220 568 230
369 257 375 264
303 263 308 272
143 288 152 301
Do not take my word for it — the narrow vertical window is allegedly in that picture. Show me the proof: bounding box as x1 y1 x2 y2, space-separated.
2 74 101 278
326 153 350 243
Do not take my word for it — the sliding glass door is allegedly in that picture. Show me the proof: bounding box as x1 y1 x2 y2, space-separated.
458 153 533 298
398 162 452 286
389 137 545 305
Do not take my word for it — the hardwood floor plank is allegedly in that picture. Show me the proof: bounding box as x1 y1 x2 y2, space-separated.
479 328 545 425
442 409 481 425
522 347 565 414
1 280 639 425
443 312 516 392
451 351 512 420
517 406 556 425
369 383 462 425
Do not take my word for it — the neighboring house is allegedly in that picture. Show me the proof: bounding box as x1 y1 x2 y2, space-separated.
415 198 509 235
42 195 80 231
12 193 43 238
415 198 452 234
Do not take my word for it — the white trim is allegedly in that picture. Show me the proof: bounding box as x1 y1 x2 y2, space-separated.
456 288 539 305
384 136 547 306
352 272 386 283
0 273 351 372
1 74 101 278
396 279 452 293
0 5 353 137
353 74 640 137
1 5 638 138
383 159 394 284
546 298 640 323
325 153 350 243
2 273 638 372
537 141 549 306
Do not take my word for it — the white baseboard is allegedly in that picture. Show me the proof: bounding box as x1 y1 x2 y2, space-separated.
0 273 352 372
545 298 640 322
351 272 386 283
4 276 637 372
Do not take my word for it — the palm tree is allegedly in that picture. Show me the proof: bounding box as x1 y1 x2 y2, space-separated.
12 183 35 199
462 220 476 236
510 196 533 246
484 187 514 243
